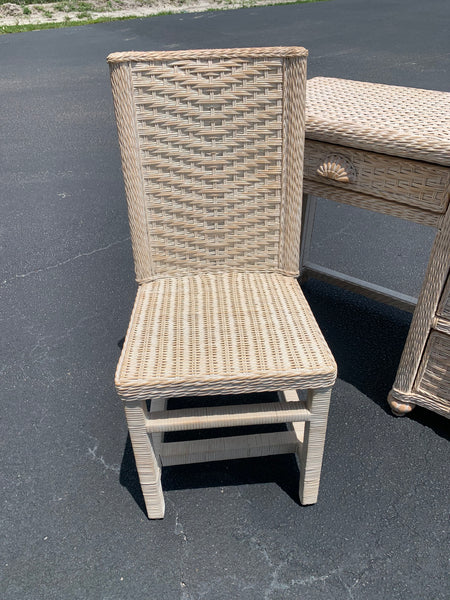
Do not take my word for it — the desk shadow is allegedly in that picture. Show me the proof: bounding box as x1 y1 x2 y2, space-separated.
301 278 449 440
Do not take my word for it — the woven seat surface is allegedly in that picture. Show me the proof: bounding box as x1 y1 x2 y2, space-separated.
306 77 450 166
116 272 337 400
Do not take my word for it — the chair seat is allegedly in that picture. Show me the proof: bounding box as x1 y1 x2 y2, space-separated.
116 272 337 401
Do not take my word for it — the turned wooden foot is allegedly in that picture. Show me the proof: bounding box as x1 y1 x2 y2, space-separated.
388 391 415 417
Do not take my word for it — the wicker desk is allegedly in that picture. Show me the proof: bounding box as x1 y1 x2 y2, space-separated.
301 78 450 418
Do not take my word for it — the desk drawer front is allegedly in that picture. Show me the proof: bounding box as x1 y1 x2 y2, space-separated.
415 331 450 409
304 140 450 214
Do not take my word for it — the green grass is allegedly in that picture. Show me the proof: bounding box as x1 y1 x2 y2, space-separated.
0 0 329 35
0 14 171 34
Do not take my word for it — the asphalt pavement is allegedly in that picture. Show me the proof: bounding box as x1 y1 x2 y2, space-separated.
1 1 449 599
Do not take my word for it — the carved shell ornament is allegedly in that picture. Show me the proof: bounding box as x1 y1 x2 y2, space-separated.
316 154 356 183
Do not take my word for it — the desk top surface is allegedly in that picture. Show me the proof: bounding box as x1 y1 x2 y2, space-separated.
306 77 450 167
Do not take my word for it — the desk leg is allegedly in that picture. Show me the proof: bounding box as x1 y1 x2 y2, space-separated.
300 193 317 281
388 207 450 416
387 391 415 416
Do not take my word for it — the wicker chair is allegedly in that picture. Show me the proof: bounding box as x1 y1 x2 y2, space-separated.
108 47 337 519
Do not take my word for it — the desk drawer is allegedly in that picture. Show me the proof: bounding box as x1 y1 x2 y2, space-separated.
415 331 450 412
304 140 450 214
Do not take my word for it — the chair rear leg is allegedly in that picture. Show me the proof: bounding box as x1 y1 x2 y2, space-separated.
149 398 167 460
299 387 332 505
123 399 165 519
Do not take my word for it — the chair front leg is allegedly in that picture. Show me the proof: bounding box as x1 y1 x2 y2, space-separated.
123 399 165 519
299 387 332 505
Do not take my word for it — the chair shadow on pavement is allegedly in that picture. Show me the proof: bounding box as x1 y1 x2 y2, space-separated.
119 395 302 517
120 429 301 519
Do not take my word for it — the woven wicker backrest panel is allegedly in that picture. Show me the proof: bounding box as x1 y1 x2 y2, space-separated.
108 48 307 281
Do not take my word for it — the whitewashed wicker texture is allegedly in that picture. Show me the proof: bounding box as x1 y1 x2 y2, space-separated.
415 332 450 406
437 275 450 319
306 77 450 167
302 180 442 228
434 318 450 336
390 325 450 418
393 206 450 394
108 48 309 282
107 47 308 63
389 386 449 419
148 397 167 464
278 389 306 481
145 400 311 432
304 140 450 214
280 56 307 274
131 56 285 278
302 75 450 419
160 431 299 466
124 400 165 519
109 63 154 282
109 48 337 517
299 387 331 505
115 272 337 401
